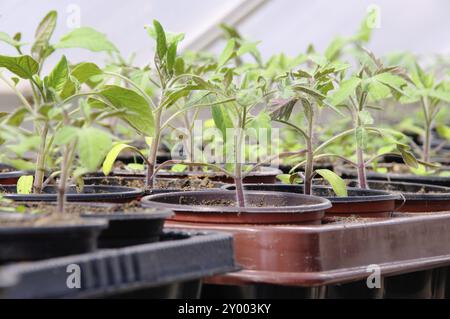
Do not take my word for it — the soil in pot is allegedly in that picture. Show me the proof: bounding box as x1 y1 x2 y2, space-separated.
23 201 174 249
141 190 331 225
346 180 450 213
0 185 143 203
107 165 282 184
0 212 107 264
83 176 225 193
221 184 399 218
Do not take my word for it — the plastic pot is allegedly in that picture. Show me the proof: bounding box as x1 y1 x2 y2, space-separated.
81 206 174 248
0 171 28 185
346 180 450 213
222 184 399 218
0 185 143 203
168 212 450 299
141 190 331 225
339 166 450 187
0 213 107 265
0 230 236 298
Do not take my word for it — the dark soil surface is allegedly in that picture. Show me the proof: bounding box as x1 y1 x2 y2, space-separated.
0 213 86 228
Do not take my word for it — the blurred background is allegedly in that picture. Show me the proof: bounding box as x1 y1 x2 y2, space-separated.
1 0 449 104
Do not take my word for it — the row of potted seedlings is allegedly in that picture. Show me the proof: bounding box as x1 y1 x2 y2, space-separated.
0 11 449 298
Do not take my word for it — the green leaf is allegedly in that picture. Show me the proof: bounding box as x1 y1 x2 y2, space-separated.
54 126 78 145
398 146 419 169
102 143 142 176
127 163 145 171
218 39 236 67
0 55 39 79
77 128 112 172
145 25 184 46
6 107 28 126
212 104 233 143
167 42 177 73
329 77 361 106
436 125 450 140
152 20 167 60
99 85 155 136
17 175 34 194
31 11 57 61
45 55 69 94
71 62 102 84
0 32 23 47
316 169 348 197
171 164 187 172
292 85 326 100
55 27 117 52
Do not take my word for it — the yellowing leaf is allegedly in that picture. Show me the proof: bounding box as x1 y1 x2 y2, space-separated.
17 175 34 194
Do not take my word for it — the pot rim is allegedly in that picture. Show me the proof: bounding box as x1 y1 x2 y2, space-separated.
81 209 174 220
0 216 108 234
221 184 401 203
141 190 332 214
0 185 143 202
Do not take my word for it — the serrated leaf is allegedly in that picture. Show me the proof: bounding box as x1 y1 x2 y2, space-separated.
71 62 102 84
99 85 155 136
316 169 348 197
329 77 361 106
45 55 69 94
55 27 117 52
17 175 34 195
0 55 39 79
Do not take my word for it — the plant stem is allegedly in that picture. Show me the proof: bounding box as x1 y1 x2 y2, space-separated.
146 108 162 190
421 98 432 164
356 145 368 189
57 144 71 214
234 110 246 208
304 110 314 195
33 122 48 194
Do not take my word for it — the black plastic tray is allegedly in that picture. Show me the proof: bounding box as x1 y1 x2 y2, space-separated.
0 229 236 299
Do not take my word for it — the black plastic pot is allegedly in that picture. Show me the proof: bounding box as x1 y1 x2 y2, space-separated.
0 229 236 299
339 167 450 187
221 184 400 218
0 213 107 265
0 185 143 203
81 208 174 248
142 190 331 225
346 180 450 213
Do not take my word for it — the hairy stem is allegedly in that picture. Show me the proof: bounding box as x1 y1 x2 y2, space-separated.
33 122 49 194
146 108 163 190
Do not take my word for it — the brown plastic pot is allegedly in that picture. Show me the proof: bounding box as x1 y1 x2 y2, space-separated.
167 212 450 290
141 190 331 225
0 171 28 185
346 180 450 213
222 184 400 218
